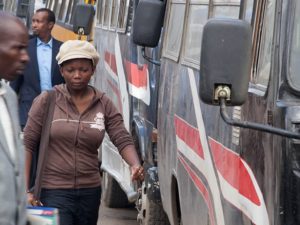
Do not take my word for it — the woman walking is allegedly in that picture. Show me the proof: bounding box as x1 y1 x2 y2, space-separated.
24 40 144 225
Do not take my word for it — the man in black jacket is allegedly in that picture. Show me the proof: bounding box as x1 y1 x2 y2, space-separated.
10 8 65 129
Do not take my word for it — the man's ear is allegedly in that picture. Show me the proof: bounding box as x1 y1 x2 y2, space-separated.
48 22 54 30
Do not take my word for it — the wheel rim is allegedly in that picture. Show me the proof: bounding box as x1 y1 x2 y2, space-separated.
137 182 148 225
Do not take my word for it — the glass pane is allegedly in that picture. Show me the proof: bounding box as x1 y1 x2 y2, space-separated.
184 5 208 62
290 2 300 90
213 6 240 18
255 1 275 87
164 3 185 59
58 0 70 22
4 0 16 12
54 0 62 19
16 0 29 18
244 0 254 23
111 0 119 28
69 0 79 25
96 0 103 24
103 0 111 27
45 0 51 9
65 0 73 23
50 0 55 10
117 0 128 29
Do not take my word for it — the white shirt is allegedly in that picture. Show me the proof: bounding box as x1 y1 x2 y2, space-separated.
0 82 16 160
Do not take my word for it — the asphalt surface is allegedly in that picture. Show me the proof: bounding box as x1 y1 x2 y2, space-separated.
97 204 139 225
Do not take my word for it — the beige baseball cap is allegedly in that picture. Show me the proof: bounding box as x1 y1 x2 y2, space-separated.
56 40 100 66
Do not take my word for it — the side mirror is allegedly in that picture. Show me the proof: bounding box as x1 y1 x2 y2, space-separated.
72 3 95 35
200 19 252 106
132 0 166 47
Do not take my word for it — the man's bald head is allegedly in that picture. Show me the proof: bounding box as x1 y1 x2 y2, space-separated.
0 12 27 42
0 12 29 81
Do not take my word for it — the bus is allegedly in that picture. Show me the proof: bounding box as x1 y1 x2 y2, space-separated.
46 0 300 225
0 0 45 28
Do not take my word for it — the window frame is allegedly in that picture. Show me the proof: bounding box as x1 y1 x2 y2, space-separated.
68 0 79 26
109 0 120 31
116 0 130 33
57 0 71 22
181 0 209 69
103 0 112 29
248 0 275 96
95 0 129 33
180 0 243 69
162 0 186 62
286 0 300 93
96 0 103 25
64 0 75 24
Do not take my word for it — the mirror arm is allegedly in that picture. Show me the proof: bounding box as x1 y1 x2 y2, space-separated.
77 27 84 40
219 98 300 139
141 47 161 66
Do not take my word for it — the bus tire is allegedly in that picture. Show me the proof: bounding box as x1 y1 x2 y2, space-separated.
138 183 170 225
101 171 130 208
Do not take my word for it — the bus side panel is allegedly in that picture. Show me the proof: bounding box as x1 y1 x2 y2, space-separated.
157 58 275 225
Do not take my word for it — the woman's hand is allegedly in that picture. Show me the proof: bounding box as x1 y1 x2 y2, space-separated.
131 165 145 181
26 192 43 206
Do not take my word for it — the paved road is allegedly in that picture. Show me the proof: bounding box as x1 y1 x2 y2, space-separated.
97 204 139 225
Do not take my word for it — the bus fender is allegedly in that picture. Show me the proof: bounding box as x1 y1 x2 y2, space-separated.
132 116 155 165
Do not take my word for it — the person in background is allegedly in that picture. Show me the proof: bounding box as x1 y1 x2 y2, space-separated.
10 8 64 130
24 40 145 225
0 12 29 225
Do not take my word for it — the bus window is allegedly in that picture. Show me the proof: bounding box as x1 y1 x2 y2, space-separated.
53 0 62 19
211 0 241 19
182 1 209 68
16 0 30 18
163 0 186 62
64 0 74 24
250 0 275 93
0 0 3 10
47 0 55 11
69 0 79 25
289 1 300 91
100 0 106 26
96 0 103 25
110 0 119 29
117 0 129 32
243 0 254 23
3 0 17 13
103 0 111 28
58 0 70 22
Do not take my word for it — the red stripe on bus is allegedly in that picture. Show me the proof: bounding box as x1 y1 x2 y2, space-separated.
209 138 261 206
178 154 216 225
174 115 204 159
104 51 118 76
124 60 148 88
